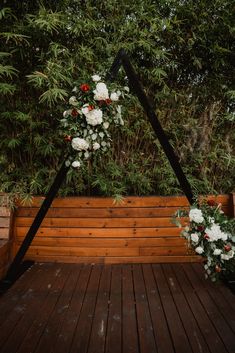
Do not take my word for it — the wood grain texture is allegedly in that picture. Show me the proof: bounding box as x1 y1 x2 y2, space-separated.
12 195 232 264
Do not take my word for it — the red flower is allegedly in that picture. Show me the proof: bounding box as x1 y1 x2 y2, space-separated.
207 199 217 207
197 225 205 232
88 105 94 111
224 245 231 252
215 265 222 273
64 135 72 142
105 98 112 104
80 83 90 92
204 233 210 240
71 109 79 117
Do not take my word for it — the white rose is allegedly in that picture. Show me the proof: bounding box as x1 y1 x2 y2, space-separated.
195 246 204 254
69 96 78 106
92 74 101 82
191 233 199 243
205 224 228 242
71 137 89 151
110 92 119 101
93 82 109 101
93 142 100 150
213 249 222 255
227 250 234 259
85 109 103 126
71 160 81 168
103 122 109 129
189 208 204 223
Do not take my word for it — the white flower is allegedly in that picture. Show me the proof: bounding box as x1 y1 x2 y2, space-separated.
93 142 100 150
227 250 234 259
92 74 101 82
110 92 119 101
81 105 89 115
195 246 204 254
93 82 109 100
189 208 204 223
213 249 222 255
221 254 229 261
205 223 228 242
191 233 199 243
103 122 109 129
72 160 81 168
69 96 78 106
71 137 89 151
85 109 103 126
124 86 130 92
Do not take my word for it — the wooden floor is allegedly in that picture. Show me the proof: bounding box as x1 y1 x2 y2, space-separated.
0 263 235 353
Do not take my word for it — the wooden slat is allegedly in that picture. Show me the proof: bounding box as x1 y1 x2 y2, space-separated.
52 264 92 353
15 194 230 208
143 264 174 353
182 264 235 353
173 264 228 353
19 245 139 257
21 255 202 264
0 228 9 239
15 216 178 228
87 265 111 353
0 207 11 217
0 217 10 227
162 264 210 353
152 264 193 353
69 265 102 353
15 236 187 248
122 265 139 353
15 227 181 238
106 265 122 353
140 246 188 256
133 264 157 353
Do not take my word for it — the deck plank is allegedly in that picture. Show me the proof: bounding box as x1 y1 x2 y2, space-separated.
0 262 234 353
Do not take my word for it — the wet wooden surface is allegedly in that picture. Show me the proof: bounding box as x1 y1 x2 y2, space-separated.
0 262 234 353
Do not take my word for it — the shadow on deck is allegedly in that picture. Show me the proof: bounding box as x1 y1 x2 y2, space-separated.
0 262 234 353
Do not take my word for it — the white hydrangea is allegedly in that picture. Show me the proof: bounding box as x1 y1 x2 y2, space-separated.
213 248 222 255
91 74 101 82
191 233 199 243
93 82 109 100
71 160 81 168
93 142 100 150
85 109 103 126
189 208 204 223
205 223 228 242
110 92 119 101
71 137 89 151
103 122 109 129
69 96 78 106
195 246 204 254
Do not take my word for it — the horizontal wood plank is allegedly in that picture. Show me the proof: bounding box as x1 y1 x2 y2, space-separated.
15 236 186 248
15 217 180 228
0 228 9 239
15 227 182 238
140 246 188 256
0 217 10 228
18 245 139 257
0 207 11 217
15 194 230 208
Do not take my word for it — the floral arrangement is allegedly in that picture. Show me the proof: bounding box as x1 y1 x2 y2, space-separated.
60 74 128 168
175 199 235 281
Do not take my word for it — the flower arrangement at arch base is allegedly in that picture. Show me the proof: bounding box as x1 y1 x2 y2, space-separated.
60 74 128 169
174 199 235 282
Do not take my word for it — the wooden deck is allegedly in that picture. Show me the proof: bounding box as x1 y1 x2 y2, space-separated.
0 262 234 353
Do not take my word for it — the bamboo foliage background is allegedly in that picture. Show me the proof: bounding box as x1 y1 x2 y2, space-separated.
0 0 234 202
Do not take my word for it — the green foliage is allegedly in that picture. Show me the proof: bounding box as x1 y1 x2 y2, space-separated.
0 0 234 199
